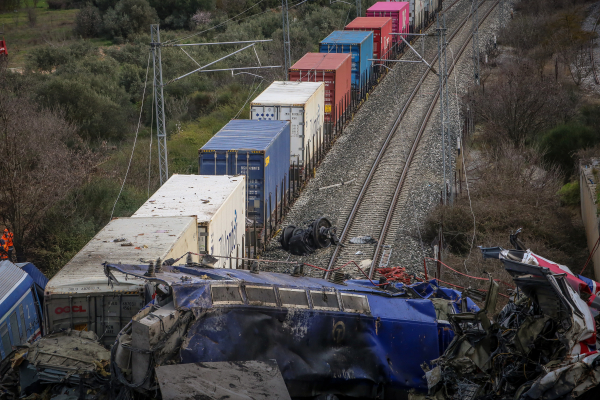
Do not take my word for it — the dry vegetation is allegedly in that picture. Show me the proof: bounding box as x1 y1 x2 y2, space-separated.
423 0 599 300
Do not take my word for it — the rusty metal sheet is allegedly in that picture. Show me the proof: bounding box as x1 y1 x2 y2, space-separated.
155 360 291 400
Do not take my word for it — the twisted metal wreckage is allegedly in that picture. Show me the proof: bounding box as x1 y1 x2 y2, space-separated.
425 241 600 400
104 259 477 399
9 232 600 399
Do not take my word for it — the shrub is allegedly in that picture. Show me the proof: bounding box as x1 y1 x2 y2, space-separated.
558 181 580 206
103 0 158 39
540 123 599 177
75 3 103 38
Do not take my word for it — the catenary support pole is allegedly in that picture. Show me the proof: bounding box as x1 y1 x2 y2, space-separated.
151 25 169 185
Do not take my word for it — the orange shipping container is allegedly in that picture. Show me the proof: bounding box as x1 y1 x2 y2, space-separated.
289 53 352 124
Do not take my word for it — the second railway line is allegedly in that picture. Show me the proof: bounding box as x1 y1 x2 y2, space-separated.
262 0 504 276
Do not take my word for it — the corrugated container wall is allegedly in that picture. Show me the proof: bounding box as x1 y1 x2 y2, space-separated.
132 174 246 269
44 216 198 345
199 120 290 226
0 261 42 361
366 2 410 43
289 53 352 124
410 0 425 32
250 81 324 168
319 31 374 89
345 17 393 61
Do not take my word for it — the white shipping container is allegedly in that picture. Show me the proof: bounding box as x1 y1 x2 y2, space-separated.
45 216 198 345
250 81 325 168
409 0 424 32
132 174 246 269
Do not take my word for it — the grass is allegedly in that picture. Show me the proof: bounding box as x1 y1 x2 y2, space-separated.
0 5 78 68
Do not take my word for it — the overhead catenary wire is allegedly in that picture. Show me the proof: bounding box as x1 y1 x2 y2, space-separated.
110 51 152 221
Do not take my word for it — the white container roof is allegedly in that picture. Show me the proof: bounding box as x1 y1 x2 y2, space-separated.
133 174 244 223
47 216 196 293
251 81 324 106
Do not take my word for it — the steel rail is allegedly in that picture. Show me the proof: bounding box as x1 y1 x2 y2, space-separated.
370 0 501 275
325 0 499 279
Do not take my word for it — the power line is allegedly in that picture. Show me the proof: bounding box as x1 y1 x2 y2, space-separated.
111 52 152 221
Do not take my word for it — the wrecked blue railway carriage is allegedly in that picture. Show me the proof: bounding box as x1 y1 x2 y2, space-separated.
108 263 475 398
0 261 46 361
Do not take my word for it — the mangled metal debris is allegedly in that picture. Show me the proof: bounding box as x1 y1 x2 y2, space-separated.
425 235 600 400
279 217 340 255
156 360 291 400
104 260 478 399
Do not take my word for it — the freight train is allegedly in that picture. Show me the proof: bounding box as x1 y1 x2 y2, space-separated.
45 0 447 348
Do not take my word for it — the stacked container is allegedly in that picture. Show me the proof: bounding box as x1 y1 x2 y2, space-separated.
199 120 290 227
250 81 324 169
289 53 352 126
133 174 246 269
319 31 374 90
44 216 199 345
366 2 410 43
345 17 393 62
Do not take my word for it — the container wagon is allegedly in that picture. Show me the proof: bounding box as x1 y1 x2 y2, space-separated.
424 0 442 26
319 30 374 99
199 120 290 246
44 216 198 346
250 81 324 170
133 174 246 269
410 0 425 33
289 53 352 135
345 17 393 68
366 2 410 49
0 260 45 361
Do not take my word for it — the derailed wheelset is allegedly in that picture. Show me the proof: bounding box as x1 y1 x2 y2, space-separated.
280 217 340 256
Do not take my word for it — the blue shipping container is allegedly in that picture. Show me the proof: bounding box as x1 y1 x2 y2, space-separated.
320 30 374 88
0 260 44 361
199 120 291 225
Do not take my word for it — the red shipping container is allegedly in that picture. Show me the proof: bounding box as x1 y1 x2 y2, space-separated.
345 17 393 61
289 53 352 123
366 2 410 43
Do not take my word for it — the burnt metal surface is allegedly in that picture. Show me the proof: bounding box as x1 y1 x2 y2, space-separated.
155 360 291 400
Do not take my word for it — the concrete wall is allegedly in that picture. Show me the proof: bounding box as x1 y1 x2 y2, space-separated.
580 160 600 278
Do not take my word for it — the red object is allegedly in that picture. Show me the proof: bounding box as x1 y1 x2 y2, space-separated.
0 40 7 55
366 2 410 43
289 53 352 123
377 266 411 285
345 17 393 61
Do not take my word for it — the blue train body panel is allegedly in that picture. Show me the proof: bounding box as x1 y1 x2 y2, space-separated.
320 30 374 88
0 261 44 361
108 262 478 397
199 120 291 224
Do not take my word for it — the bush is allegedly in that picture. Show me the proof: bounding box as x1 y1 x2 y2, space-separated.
75 4 103 38
47 0 79 9
558 181 580 206
103 0 158 39
540 123 599 177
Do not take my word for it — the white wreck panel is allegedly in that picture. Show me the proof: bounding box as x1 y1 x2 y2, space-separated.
133 174 246 269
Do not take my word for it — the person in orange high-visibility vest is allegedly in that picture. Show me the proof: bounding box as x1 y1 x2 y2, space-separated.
3 229 14 260
0 237 7 260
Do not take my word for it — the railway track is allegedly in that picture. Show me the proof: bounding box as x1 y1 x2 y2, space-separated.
325 0 500 278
